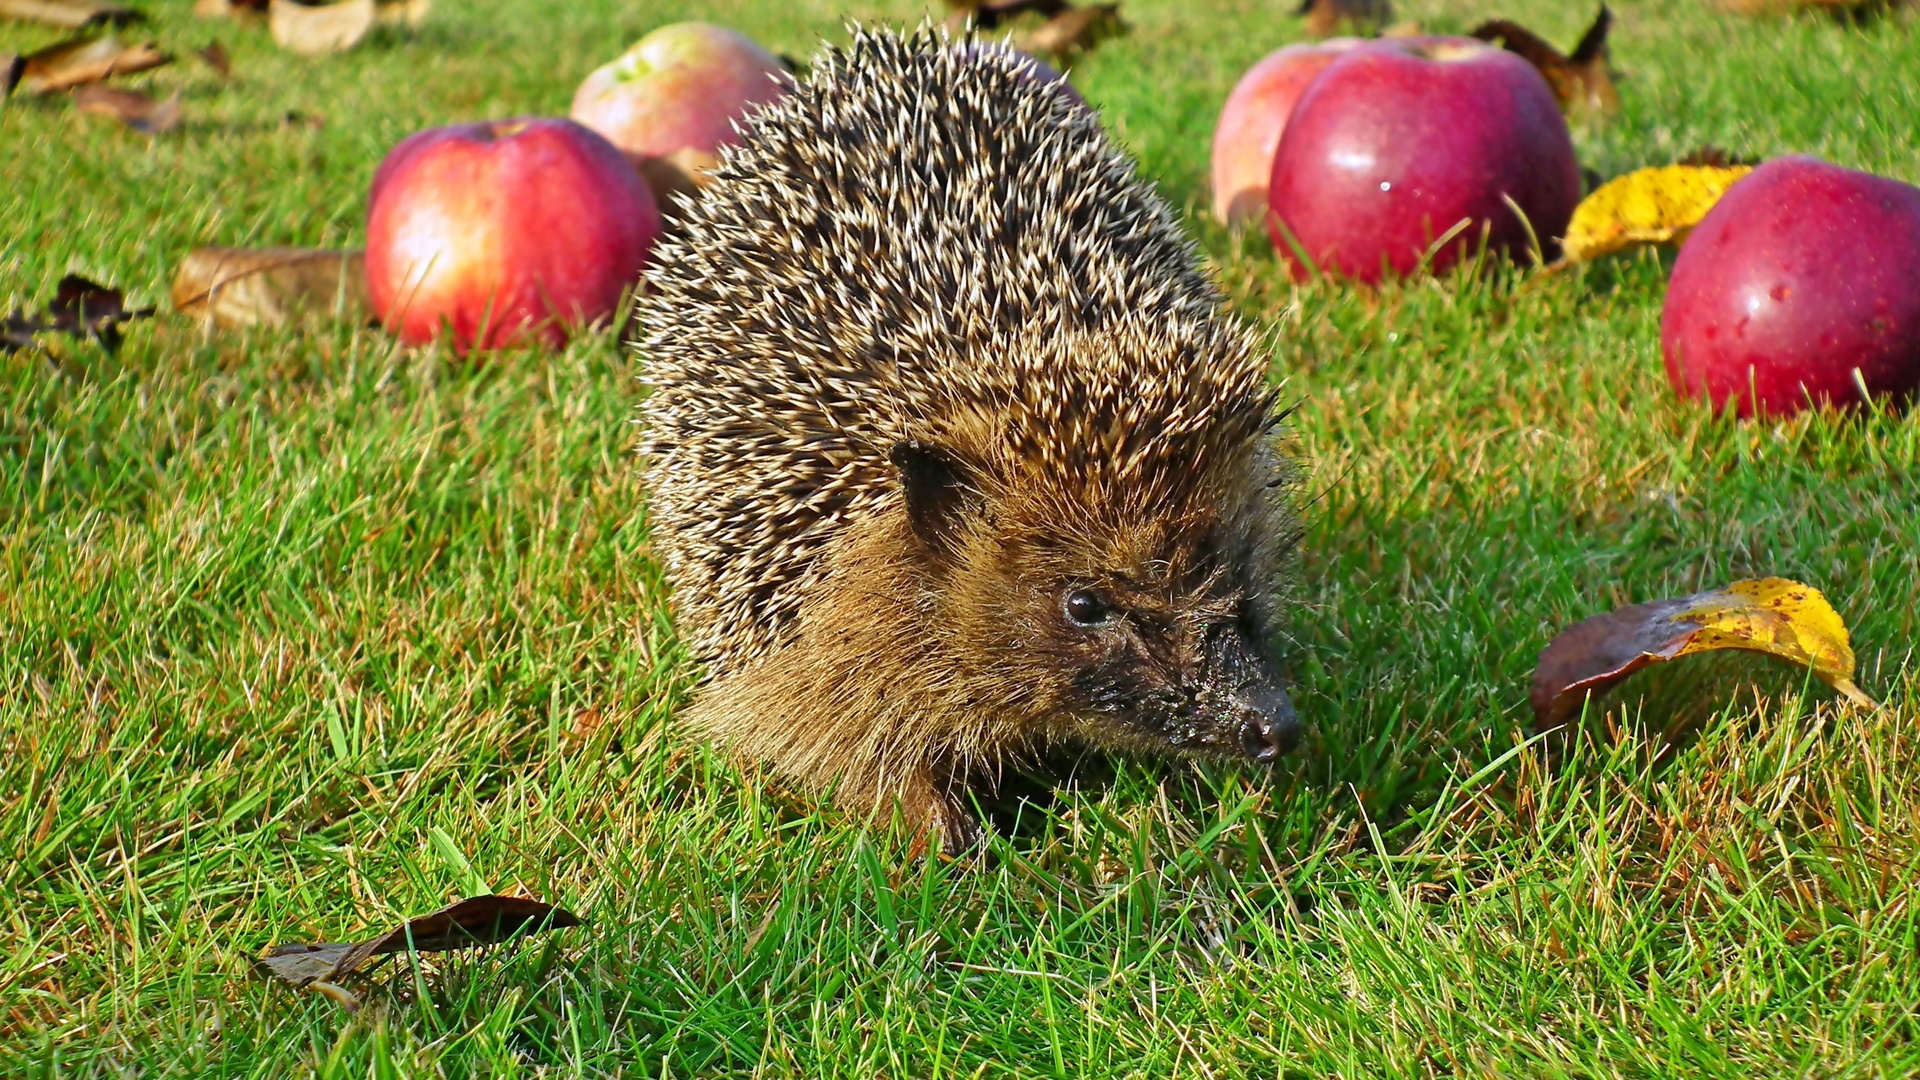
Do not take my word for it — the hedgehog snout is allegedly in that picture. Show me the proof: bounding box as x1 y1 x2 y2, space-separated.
1194 624 1300 762
1231 681 1300 762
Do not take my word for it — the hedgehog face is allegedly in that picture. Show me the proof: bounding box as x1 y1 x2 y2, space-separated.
893 440 1299 763
1040 560 1300 763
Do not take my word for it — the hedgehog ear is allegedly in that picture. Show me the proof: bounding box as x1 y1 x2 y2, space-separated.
891 441 979 561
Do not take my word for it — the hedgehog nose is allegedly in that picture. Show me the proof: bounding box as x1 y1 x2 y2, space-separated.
1235 682 1300 762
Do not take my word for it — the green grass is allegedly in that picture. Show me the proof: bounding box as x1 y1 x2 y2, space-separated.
5 0 1920 1075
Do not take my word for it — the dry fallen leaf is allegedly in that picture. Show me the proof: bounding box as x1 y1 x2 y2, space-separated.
2 274 153 353
18 32 169 93
74 83 181 132
945 0 1068 31
1676 145 1760 169
1713 0 1908 16
373 0 427 27
1021 3 1125 62
268 0 374 55
262 0 420 44
195 40 230 77
194 0 267 18
254 895 584 1010
1557 163 1754 264
1297 0 1392 38
1471 5 1618 119
1531 577 1875 726
172 246 369 328
636 146 722 211
253 941 357 985
0 0 142 29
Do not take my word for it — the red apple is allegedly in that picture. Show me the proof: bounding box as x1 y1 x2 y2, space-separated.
1661 156 1920 418
1266 36 1580 282
1210 39 1362 225
569 22 791 206
366 117 661 353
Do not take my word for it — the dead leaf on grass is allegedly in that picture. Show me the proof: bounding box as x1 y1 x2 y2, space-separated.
1531 577 1875 727
373 0 427 28
1676 145 1761 169
636 145 722 209
1714 0 1909 17
265 0 422 52
1297 0 1392 38
193 0 267 19
254 941 358 985
74 83 180 132
944 0 1068 31
268 0 373 55
1471 5 1618 119
254 895 584 1010
1557 162 1754 263
1020 3 1125 62
2 274 153 353
196 40 230 77
0 0 142 29
18 32 169 94
172 246 369 328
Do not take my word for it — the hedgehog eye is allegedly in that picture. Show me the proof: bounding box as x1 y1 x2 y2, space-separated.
1063 589 1114 628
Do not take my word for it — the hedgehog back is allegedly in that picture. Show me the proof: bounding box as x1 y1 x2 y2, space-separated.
638 28 1267 676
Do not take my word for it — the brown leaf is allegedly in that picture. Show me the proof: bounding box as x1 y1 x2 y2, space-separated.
1531 577 1875 727
350 896 581 959
947 0 1069 30
1470 5 1618 119
268 0 374 55
1020 3 1125 61
172 246 369 328
1714 0 1908 16
18 33 169 94
0 0 143 29
49 274 146 327
193 0 267 18
2 274 153 353
1677 145 1761 169
195 40 230 77
635 146 722 210
74 84 181 132
373 0 426 28
252 942 356 984
0 314 41 352
253 895 584 995
1297 0 1392 38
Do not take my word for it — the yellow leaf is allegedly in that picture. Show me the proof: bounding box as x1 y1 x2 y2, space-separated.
1559 164 1754 264
1670 578 1870 704
1531 576 1875 725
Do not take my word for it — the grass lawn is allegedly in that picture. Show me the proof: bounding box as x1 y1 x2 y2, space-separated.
6 0 1920 1074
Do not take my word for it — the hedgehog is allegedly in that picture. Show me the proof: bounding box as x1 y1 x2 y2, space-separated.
636 27 1301 851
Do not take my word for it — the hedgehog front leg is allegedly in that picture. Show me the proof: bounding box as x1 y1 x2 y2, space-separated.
888 765 985 857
